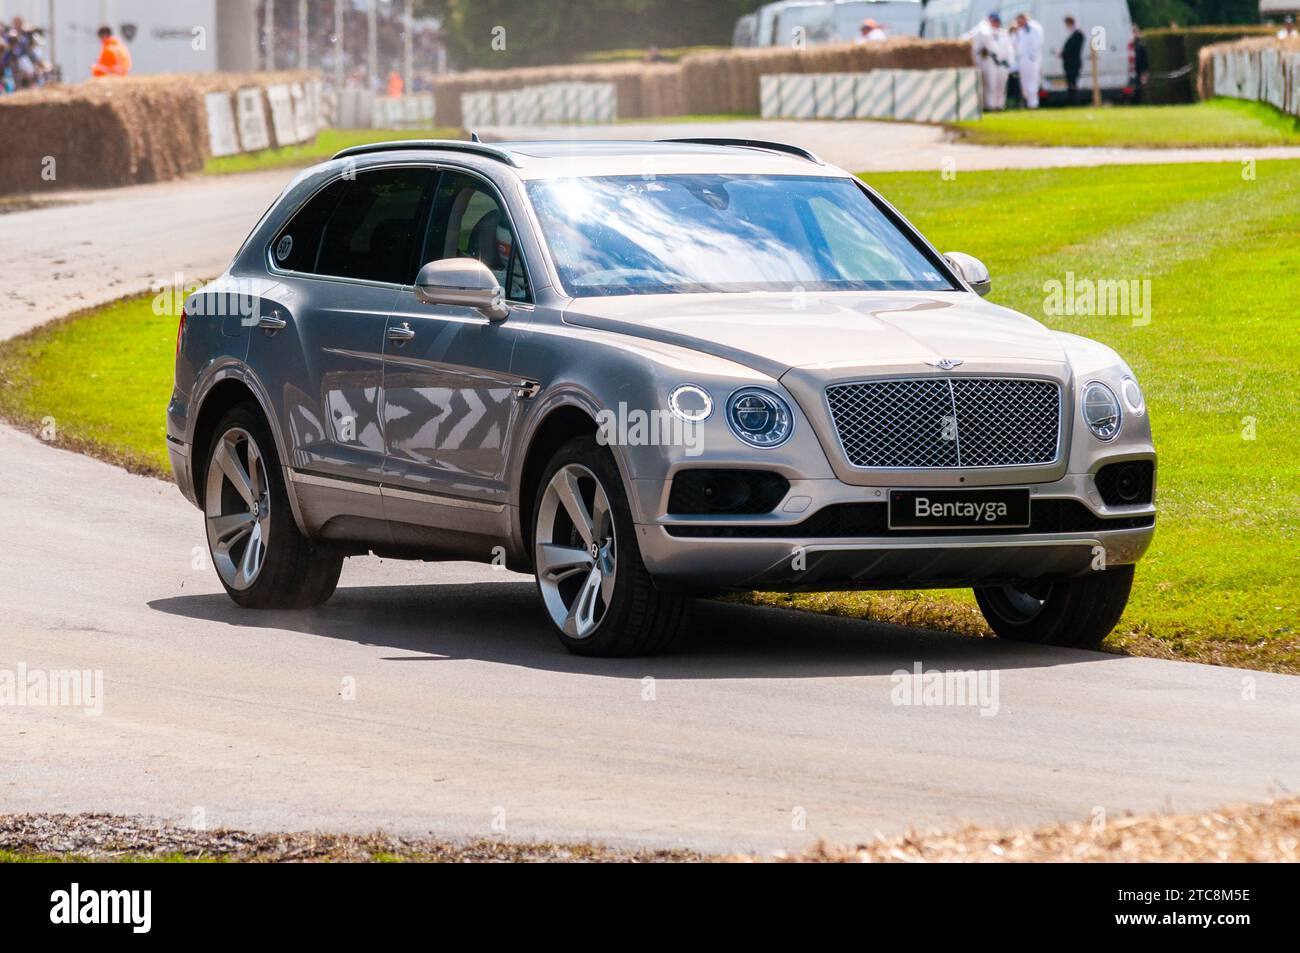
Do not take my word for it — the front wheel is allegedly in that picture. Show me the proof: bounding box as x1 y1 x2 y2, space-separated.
532 437 690 656
203 403 343 609
974 565 1135 649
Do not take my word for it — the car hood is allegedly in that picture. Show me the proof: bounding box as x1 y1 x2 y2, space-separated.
561 291 1068 381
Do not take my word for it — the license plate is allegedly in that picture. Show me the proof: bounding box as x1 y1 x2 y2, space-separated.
888 488 1031 530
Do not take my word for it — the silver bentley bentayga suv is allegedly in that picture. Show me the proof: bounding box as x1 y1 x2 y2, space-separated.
168 138 1156 656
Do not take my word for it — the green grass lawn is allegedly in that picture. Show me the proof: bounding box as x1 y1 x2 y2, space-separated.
748 160 1300 672
0 295 176 476
1 160 1296 671
204 127 465 175
953 99 1300 148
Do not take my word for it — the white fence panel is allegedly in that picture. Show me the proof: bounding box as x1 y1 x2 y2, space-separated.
853 70 892 118
892 70 930 121
760 74 782 118
781 74 816 118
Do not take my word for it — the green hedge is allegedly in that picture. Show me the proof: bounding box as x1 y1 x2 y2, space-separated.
1142 26 1276 103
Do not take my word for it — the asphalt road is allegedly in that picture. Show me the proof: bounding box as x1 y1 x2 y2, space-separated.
2 128 1298 853
484 118 1300 173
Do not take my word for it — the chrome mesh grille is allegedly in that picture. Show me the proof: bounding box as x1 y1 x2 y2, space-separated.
826 377 1061 469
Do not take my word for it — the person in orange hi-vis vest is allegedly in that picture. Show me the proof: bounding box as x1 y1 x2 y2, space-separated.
91 25 132 78
387 70 404 98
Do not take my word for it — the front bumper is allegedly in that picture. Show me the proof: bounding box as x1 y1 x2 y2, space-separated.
632 470 1155 591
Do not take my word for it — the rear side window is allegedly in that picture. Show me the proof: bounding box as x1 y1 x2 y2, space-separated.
273 167 434 285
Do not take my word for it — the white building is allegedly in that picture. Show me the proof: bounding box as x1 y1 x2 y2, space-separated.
0 0 248 81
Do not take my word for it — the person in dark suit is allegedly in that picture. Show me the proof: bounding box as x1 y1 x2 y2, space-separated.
1130 25 1150 104
1061 16 1085 105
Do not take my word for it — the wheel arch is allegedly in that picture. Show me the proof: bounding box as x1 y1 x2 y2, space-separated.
189 369 310 536
515 400 620 565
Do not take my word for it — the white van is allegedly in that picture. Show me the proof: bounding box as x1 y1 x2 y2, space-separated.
831 0 925 38
921 0 1134 98
742 0 924 47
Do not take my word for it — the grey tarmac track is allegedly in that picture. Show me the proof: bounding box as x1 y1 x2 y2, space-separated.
483 119 1300 173
1 121 1297 854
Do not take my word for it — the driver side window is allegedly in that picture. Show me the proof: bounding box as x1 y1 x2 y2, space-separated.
423 171 531 303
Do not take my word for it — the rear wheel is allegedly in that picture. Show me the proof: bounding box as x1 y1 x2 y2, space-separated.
203 403 343 609
974 565 1134 649
532 437 690 656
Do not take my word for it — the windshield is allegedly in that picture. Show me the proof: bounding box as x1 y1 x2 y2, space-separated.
525 174 956 298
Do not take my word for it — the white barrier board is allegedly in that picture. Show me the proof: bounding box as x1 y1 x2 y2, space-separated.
235 88 271 152
265 84 298 146
204 92 240 157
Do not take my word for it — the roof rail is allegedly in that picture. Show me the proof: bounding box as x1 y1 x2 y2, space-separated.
656 137 824 165
331 139 522 168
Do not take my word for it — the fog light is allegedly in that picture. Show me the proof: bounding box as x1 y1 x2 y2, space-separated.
1114 464 1143 502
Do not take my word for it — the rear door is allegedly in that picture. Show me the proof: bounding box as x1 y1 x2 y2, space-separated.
251 165 433 485
380 168 533 534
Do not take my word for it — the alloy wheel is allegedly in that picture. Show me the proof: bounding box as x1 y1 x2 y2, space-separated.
534 464 617 639
204 427 271 591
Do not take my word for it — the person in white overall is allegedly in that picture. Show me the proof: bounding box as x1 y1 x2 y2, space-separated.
1014 12 1045 108
967 13 1013 111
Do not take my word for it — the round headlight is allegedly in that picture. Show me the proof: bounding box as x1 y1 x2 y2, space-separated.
1121 376 1145 415
726 388 793 448
1082 381 1122 441
668 384 713 423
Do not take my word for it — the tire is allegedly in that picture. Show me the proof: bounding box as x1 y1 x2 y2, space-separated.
974 565 1135 649
202 402 343 609
531 436 690 657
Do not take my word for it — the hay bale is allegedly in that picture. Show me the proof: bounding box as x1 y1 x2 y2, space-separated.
429 39 973 124
0 71 316 195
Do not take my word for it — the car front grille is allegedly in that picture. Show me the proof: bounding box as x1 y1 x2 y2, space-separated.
825 377 1062 469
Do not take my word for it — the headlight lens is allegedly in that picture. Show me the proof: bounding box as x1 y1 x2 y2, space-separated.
1121 376 1145 415
668 384 713 423
1082 381 1122 441
726 388 793 448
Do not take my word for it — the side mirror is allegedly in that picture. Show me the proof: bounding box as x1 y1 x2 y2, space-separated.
415 258 509 322
944 252 991 297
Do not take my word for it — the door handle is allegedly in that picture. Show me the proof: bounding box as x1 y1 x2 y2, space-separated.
258 311 287 332
387 322 416 344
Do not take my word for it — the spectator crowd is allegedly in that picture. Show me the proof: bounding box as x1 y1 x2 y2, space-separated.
1 16 56 94
263 0 444 92
968 11 1132 110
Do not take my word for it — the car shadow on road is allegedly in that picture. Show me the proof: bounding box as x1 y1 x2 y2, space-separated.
148 580 1120 680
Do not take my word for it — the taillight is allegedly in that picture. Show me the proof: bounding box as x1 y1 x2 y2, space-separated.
176 307 188 358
